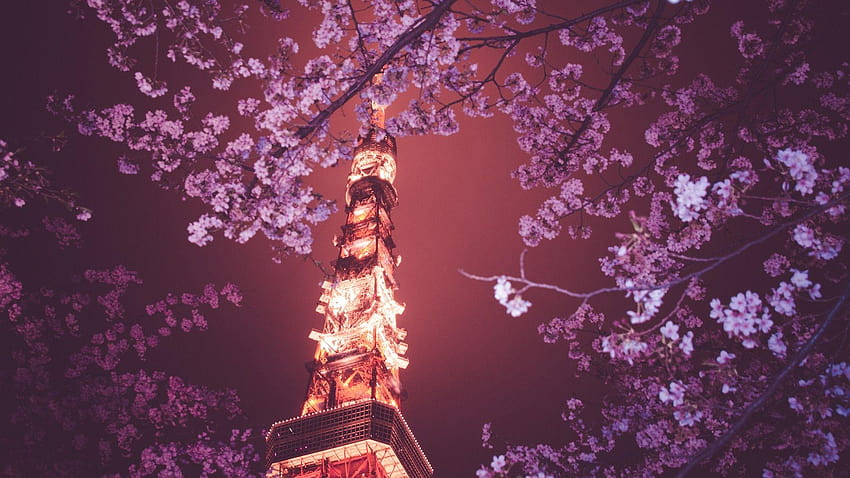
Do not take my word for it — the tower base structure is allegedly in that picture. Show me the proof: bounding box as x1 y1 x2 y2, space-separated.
266 400 432 478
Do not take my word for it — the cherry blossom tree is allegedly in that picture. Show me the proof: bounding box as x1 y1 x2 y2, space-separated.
5 0 849 476
1 140 260 476
460 0 850 476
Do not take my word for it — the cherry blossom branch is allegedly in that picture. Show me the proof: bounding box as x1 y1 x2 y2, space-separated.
455 0 644 46
347 1 369 61
519 0 809 241
674 279 850 478
436 39 519 112
273 0 458 154
402 1 649 120
552 0 666 171
460 191 850 298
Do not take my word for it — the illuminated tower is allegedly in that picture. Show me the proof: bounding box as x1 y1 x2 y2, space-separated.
265 89 433 478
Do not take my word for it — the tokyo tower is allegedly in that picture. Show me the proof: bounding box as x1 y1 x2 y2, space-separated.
265 82 433 478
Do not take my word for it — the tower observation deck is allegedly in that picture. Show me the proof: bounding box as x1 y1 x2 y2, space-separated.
266 92 432 478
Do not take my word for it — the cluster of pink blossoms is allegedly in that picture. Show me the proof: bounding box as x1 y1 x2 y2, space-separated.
492 277 532 318
2 253 258 475
1 133 260 475
671 173 710 222
21 0 850 475
471 0 850 475
709 291 774 349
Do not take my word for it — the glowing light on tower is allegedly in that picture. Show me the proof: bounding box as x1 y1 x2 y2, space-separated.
265 78 432 478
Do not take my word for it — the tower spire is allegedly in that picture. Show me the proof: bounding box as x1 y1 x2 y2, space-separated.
266 87 432 478
370 72 386 129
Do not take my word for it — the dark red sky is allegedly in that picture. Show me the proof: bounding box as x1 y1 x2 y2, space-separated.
2 2 847 476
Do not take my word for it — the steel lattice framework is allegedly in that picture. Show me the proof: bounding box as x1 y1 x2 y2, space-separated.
266 88 432 478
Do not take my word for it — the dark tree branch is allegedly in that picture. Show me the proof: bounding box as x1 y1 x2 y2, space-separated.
675 279 850 477
273 0 459 156
553 0 666 170
549 0 806 226
461 191 850 298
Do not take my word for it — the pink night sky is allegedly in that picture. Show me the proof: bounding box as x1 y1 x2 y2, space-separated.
2 1 848 476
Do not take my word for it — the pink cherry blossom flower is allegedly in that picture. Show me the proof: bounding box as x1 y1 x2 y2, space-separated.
490 454 506 472
659 381 685 406
660 321 680 341
717 352 736 368
679 331 694 356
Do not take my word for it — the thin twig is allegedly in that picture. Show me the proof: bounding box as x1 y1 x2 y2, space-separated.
460 192 849 298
